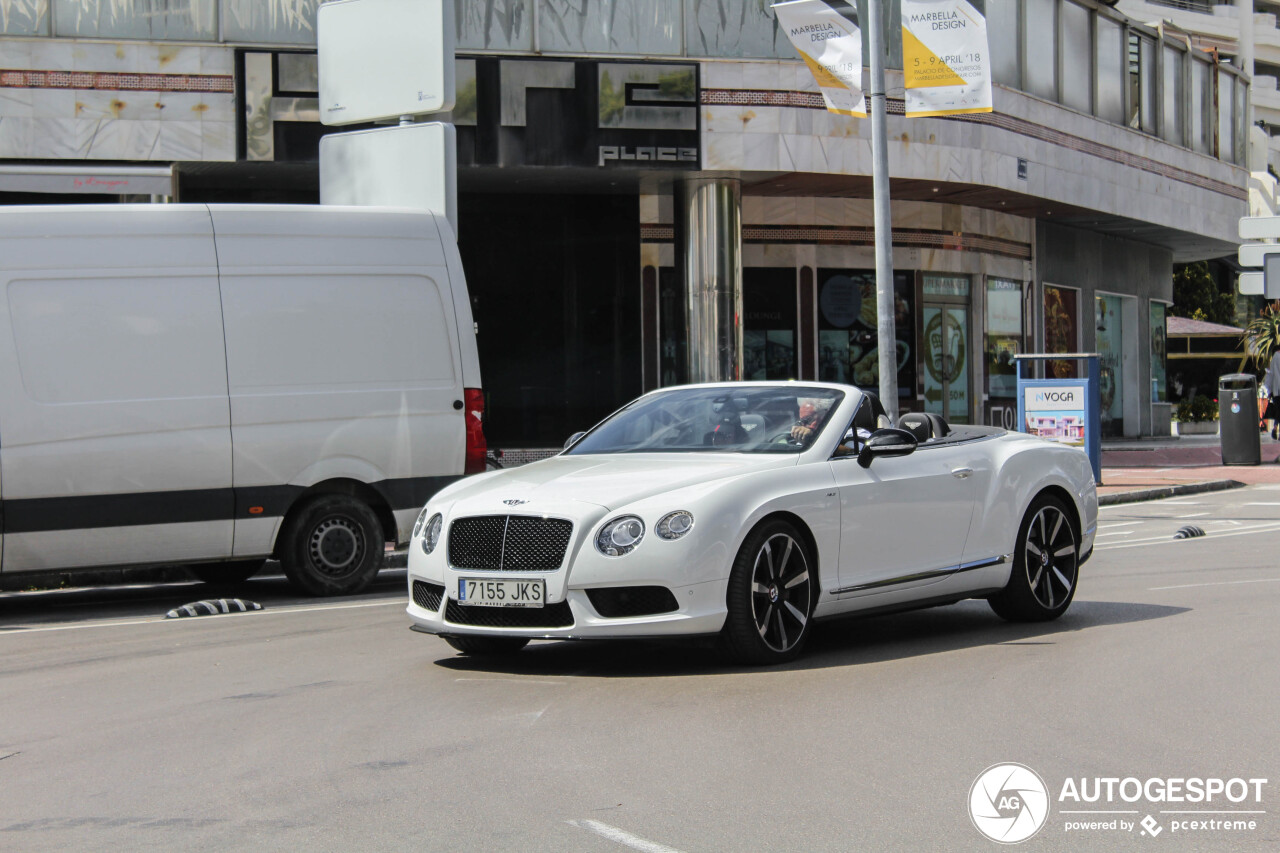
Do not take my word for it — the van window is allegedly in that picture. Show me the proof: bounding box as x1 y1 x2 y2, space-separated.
219 274 457 390
8 276 228 404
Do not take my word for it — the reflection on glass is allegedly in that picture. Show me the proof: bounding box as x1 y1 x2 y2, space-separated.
817 269 914 397
538 0 681 55
1150 302 1167 404
456 0 533 51
1096 16 1124 124
55 0 215 39
221 0 316 44
1023 0 1057 101
1 0 47 35
1095 293 1125 436
985 278 1022 399
1044 284 1079 380
1060 0 1091 114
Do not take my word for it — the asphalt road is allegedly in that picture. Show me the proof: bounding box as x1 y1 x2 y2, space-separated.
2 487 1279 852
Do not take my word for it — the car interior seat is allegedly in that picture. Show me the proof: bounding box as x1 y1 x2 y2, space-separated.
897 411 951 442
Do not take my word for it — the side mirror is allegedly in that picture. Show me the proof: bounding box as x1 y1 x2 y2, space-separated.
564 431 588 450
857 427 918 468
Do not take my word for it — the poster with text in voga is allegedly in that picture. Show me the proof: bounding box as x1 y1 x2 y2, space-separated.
772 0 866 117
901 0 992 117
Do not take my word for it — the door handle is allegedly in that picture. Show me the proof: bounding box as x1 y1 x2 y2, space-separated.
951 467 973 479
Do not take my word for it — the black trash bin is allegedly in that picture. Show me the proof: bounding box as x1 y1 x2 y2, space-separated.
1218 374 1261 465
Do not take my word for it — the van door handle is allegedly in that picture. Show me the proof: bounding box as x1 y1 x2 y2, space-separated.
453 400 464 410
951 467 973 479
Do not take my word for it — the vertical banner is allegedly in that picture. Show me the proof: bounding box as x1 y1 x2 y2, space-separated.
772 0 866 117
901 0 992 117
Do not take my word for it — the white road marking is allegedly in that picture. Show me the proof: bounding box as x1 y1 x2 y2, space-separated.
567 820 686 853
1149 578 1280 591
1155 499 1204 505
0 599 403 637
1097 520 1141 529
1095 521 1280 551
1175 512 1211 519
1093 530 1135 538
1244 502 1280 506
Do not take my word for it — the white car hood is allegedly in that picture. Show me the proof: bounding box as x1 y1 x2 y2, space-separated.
442 453 799 513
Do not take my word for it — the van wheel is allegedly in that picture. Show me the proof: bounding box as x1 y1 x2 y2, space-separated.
280 496 384 596
190 560 265 585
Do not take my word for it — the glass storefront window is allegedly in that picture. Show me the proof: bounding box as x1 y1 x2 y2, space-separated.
1218 70 1235 162
659 268 687 387
538 0 682 55
985 278 1022 399
1191 58 1212 154
1096 16 1124 124
1095 293 1125 437
55 0 215 40
1024 0 1058 101
221 0 317 44
456 0 534 51
1043 283 1080 379
1 0 47 35
1150 301 1168 404
1162 45 1184 145
743 269 798 381
685 0 791 58
987 0 1020 88
817 269 915 399
1061 1 1092 114
922 273 971 423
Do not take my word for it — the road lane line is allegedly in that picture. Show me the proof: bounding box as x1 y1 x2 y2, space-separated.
1244 502 1280 506
0 599 403 636
567 820 686 853
1175 512 1211 519
1149 578 1280 591
1094 521 1280 551
1093 530 1135 538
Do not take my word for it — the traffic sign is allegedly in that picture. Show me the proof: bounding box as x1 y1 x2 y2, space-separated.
1238 242 1280 268
1239 215 1280 240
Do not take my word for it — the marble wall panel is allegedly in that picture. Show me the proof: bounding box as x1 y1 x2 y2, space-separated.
0 116 33 157
201 118 233 161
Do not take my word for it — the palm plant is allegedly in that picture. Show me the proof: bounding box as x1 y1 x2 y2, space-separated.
1242 304 1280 372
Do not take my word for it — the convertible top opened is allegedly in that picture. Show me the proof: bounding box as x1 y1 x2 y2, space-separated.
407 382 1098 665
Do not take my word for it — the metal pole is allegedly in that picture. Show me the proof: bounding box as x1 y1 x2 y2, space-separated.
868 0 899 421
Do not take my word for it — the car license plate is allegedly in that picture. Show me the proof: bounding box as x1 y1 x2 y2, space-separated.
458 578 545 608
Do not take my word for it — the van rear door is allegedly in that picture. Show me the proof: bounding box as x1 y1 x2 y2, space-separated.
0 205 234 572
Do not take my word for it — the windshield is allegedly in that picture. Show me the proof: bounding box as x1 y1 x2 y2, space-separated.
566 386 846 455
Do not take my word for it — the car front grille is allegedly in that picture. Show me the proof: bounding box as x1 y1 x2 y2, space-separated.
448 515 573 571
586 586 679 618
444 599 574 629
412 580 445 612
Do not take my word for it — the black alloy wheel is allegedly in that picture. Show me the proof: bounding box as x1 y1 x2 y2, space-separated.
721 520 815 665
989 495 1079 622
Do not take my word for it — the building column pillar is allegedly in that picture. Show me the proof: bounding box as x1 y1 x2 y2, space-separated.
680 178 742 383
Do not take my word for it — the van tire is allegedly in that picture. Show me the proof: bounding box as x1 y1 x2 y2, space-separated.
190 560 265 585
280 495 384 596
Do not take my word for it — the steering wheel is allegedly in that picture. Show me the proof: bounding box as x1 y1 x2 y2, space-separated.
767 431 807 447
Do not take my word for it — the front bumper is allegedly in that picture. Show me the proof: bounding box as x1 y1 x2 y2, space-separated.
406 576 729 640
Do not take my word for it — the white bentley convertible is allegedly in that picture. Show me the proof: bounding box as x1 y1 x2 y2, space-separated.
406 382 1098 665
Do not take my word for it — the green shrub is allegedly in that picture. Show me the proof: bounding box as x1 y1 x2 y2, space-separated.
1175 395 1218 422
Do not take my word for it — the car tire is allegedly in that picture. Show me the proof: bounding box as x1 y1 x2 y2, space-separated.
444 636 530 656
988 494 1079 622
279 495 384 597
190 560 265 585
719 519 815 665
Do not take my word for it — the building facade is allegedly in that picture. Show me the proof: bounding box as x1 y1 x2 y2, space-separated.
0 0 1253 445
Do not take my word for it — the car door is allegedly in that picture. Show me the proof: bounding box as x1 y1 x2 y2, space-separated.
829 420 979 597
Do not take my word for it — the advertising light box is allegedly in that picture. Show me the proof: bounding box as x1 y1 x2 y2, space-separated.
318 0 454 125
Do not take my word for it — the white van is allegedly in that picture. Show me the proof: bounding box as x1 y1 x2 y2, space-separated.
0 203 484 595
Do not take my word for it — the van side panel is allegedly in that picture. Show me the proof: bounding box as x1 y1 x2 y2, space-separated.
433 213 482 389
0 206 235 572
210 206 467 553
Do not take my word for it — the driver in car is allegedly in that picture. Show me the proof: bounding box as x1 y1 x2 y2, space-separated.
789 398 832 443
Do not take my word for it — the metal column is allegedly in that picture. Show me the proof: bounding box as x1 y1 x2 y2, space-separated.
681 178 743 383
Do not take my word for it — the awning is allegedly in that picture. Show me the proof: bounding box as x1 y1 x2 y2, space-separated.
0 164 174 196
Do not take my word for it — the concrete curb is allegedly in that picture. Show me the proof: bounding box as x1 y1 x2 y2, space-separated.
1098 479 1245 506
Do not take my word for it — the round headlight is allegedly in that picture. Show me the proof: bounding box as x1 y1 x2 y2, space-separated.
421 513 443 554
596 515 645 556
656 510 694 540
411 506 430 540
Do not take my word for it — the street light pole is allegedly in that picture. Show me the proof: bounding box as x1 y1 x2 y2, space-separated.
867 0 899 421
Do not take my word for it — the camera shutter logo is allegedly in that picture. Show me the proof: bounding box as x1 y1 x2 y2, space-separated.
968 763 1050 844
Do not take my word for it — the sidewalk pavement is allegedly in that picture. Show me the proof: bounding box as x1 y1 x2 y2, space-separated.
1099 430 1280 505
